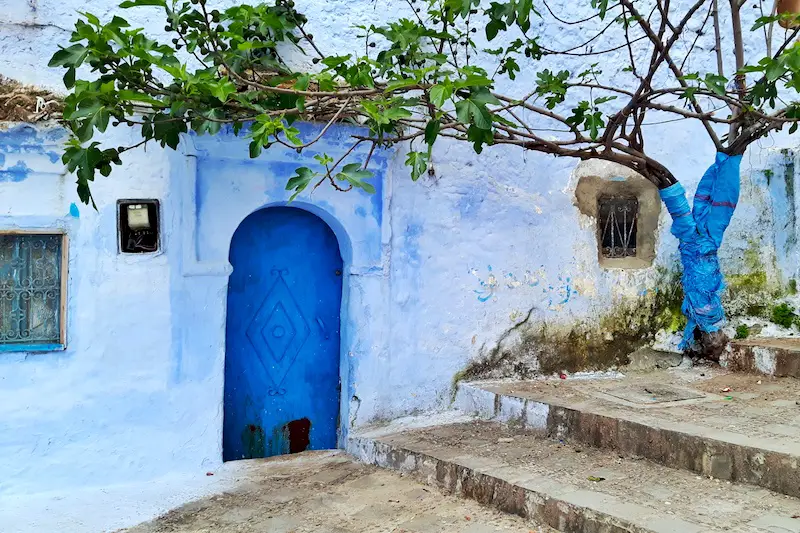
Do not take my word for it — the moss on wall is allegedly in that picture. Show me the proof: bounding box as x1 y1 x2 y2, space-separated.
457 268 686 382
723 238 780 317
456 237 790 385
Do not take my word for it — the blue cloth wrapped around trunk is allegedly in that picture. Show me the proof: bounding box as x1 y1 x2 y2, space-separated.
659 153 742 349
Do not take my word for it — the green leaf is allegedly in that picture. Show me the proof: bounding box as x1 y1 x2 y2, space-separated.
454 74 493 89
321 55 352 70
500 57 520 80
594 95 617 105
466 124 493 153
386 78 418 92
285 167 317 201
455 99 471 124
445 0 479 17
456 99 493 130
486 19 505 41
535 69 570 109
591 0 610 19
337 163 375 193
209 79 237 102
472 103 493 130
340 162 373 181
294 74 311 91
424 120 441 147
237 41 275 51
314 153 334 166
470 88 501 106
48 44 88 68
63 67 76 90
766 60 786 83
283 125 302 146
703 73 728 96
429 85 452 108
119 0 167 7
405 151 429 181
249 140 263 159
517 0 534 28
152 114 186 149
586 111 604 140
117 90 164 107
492 113 517 127
383 106 412 121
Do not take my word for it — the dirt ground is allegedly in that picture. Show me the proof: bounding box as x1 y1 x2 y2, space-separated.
120 451 553 533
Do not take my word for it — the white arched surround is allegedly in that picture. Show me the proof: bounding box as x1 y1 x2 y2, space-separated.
167 123 391 455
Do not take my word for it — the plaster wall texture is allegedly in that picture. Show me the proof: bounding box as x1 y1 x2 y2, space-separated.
0 0 797 504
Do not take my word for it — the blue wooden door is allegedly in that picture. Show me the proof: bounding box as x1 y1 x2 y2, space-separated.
224 207 343 461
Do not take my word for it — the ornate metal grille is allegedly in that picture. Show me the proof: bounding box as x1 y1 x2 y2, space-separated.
0 234 63 346
598 196 639 258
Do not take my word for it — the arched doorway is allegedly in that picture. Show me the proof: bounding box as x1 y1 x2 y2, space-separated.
223 207 343 461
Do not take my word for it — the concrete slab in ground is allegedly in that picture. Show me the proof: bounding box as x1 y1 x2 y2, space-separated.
351 420 800 533
122 450 553 533
455 368 800 497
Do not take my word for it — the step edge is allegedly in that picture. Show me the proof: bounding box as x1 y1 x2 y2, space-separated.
455 381 800 456
347 433 722 533
455 381 800 499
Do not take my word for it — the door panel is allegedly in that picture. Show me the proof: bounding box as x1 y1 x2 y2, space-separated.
224 207 343 461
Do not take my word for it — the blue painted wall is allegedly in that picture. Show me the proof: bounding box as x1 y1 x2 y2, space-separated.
0 112 796 499
0 0 798 504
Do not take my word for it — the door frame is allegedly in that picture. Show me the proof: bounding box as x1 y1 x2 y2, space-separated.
169 126 389 465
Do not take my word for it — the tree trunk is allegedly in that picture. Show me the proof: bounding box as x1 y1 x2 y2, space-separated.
659 153 742 360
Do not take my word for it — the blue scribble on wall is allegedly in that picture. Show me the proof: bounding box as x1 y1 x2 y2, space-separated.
548 275 573 307
505 269 544 289
472 265 498 302
69 203 80 218
470 266 575 309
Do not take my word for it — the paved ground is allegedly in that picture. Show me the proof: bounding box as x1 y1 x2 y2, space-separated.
480 367 800 444
121 451 553 533
362 420 800 532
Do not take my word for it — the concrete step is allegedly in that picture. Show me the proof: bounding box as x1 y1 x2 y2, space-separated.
350 419 800 533
725 338 800 378
455 369 800 499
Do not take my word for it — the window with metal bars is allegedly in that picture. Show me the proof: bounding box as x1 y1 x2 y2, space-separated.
0 233 66 351
597 196 639 259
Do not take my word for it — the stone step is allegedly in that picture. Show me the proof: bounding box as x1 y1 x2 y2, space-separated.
350 419 800 533
454 369 800 499
725 338 800 378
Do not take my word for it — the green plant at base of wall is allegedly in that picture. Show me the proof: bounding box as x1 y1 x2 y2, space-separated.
771 303 796 328
734 324 750 339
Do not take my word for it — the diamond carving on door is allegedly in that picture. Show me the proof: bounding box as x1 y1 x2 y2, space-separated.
245 271 310 392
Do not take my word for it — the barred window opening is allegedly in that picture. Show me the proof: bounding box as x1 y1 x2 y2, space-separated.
0 234 64 347
598 196 639 259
